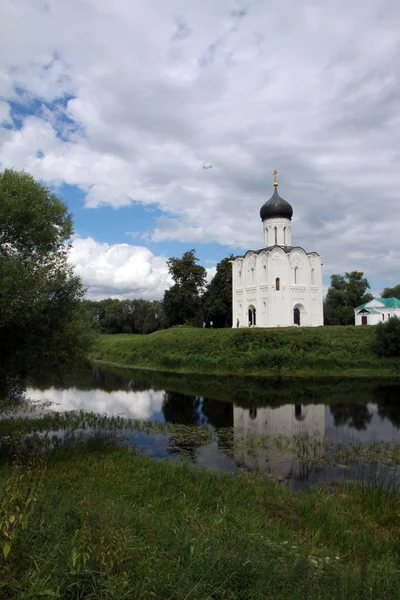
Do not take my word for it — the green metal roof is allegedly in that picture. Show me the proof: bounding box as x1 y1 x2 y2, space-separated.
355 297 400 310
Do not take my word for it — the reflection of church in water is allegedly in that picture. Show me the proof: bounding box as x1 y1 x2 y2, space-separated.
234 404 325 479
232 171 324 327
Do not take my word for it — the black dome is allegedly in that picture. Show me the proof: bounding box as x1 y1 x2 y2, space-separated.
260 186 293 221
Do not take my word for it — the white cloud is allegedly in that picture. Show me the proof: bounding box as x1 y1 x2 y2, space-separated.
1 0 400 283
0 101 12 125
26 386 165 419
69 237 172 299
68 236 216 298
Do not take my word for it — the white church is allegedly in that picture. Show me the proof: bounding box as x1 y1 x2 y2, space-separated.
231 171 324 328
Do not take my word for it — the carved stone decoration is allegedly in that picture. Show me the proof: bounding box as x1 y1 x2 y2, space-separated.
260 252 268 265
309 254 319 266
248 255 256 271
290 252 303 268
236 259 243 275
272 251 283 260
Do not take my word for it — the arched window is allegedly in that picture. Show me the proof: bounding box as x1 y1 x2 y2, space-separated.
263 264 267 282
283 227 286 245
249 407 257 420
294 267 298 284
295 404 307 421
275 277 280 291
274 227 278 245
311 268 315 285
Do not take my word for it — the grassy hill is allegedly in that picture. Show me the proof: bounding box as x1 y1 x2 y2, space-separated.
90 326 398 377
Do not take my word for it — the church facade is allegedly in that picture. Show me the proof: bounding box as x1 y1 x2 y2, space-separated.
231 173 324 328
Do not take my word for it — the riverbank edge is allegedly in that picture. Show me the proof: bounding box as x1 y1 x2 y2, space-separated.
89 327 399 378
90 357 396 379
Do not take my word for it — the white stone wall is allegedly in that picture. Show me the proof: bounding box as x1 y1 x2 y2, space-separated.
232 248 324 328
263 217 292 247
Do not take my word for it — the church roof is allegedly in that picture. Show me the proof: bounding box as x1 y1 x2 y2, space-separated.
260 186 293 221
233 246 320 260
355 297 400 310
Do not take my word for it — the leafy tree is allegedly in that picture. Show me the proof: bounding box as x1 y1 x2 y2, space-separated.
0 169 94 396
373 316 400 358
163 250 206 326
381 285 400 299
83 298 164 334
203 257 232 328
324 271 373 325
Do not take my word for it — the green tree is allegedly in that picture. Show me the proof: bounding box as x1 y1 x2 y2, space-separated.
203 256 232 328
381 285 400 299
83 298 165 334
324 271 373 325
373 316 400 358
163 250 206 326
0 169 94 396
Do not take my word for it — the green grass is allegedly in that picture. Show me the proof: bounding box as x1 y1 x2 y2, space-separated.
90 326 400 377
1 445 400 599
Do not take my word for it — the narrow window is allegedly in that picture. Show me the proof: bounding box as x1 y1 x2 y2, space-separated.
263 264 267 282
249 407 257 420
275 277 280 291
382 314 385 321
311 268 315 285
274 226 277 245
283 227 286 245
294 267 298 284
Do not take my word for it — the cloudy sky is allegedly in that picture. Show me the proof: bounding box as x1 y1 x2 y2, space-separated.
1 0 399 299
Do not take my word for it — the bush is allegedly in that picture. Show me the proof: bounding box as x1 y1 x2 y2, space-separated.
373 317 400 357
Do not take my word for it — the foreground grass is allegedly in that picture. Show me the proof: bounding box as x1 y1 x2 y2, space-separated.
1 445 400 599
90 326 399 377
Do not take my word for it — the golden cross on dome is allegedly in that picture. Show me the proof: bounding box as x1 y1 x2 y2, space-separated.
273 169 278 186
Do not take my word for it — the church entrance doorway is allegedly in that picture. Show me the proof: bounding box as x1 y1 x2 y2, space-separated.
293 303 306 326
361 316 367 325
248 305 256 327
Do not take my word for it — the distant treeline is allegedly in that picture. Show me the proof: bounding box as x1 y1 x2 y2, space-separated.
83 299 165 335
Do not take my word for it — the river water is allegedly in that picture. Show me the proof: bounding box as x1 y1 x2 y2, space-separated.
4 363 400 490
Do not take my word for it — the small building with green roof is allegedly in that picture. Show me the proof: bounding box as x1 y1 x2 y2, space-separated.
354 297 400 326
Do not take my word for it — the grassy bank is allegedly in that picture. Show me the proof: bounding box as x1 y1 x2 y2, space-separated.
1 445 399 599
90 326 399 377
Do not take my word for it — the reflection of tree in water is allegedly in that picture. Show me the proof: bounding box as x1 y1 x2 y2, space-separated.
202 398 234 454
329 403 373 431
202 398 233 429
162 392 205 426
162 392 206 461
374 385 400 429
162 392 234 461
